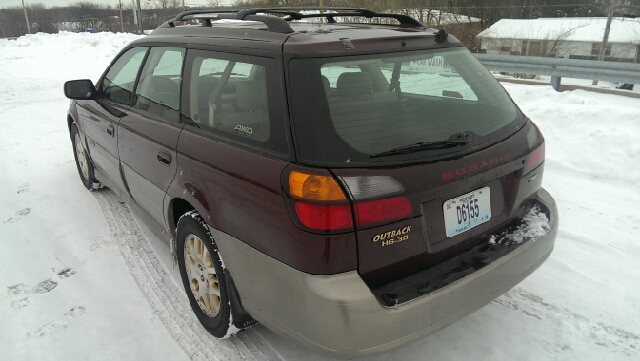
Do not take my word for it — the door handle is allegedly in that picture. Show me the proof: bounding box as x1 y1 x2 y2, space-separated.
157 150 171 166
107 124 114 137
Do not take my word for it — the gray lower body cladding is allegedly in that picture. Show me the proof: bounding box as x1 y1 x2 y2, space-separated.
210 188 558 358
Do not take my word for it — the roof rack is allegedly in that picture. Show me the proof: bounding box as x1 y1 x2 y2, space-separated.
163 7 425 34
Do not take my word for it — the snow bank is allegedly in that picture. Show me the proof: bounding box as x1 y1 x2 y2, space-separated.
478 17 640 43
0 30 142 50
1 31 640 361
0 31 144 83
503 84 640 187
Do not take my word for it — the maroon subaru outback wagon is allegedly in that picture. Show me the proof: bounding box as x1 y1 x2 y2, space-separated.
64 7 558 358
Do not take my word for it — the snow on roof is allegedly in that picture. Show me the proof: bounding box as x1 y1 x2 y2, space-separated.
478 17 640 44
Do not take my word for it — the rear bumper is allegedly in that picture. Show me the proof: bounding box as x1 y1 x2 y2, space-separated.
211 188 558 358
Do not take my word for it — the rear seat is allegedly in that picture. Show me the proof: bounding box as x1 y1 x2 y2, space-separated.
196 75 217 124
215 80 270 142
135 75 180 122
194 75 236 126
329 72 397 143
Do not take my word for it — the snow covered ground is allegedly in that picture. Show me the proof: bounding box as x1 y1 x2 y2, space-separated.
1 32 639 360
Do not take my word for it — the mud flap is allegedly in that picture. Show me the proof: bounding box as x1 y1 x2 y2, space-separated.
225 271 257 330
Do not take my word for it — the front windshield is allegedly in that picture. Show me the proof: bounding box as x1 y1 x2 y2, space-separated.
289 47 524 166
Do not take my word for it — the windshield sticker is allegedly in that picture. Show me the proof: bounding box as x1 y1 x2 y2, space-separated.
408 56 445 73
233 124 253 137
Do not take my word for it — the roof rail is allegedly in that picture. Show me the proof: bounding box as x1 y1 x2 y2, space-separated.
163 7 425 33
165 9 294 33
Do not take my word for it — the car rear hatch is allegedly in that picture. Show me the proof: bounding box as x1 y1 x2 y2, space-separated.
287 45 547 299
330 121 545 290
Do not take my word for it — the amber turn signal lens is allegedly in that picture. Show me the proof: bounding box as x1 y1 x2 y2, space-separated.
289 171 347 201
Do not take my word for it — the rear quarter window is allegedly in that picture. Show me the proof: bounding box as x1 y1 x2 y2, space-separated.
180 49 289 156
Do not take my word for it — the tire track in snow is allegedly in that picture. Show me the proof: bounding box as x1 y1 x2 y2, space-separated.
492 287 639 357
93 190 283 361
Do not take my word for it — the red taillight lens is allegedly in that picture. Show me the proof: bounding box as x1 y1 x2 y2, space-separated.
294 202 353 231
354 197 413 227
523 142 545 175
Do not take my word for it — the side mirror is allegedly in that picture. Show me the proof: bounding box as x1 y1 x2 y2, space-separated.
64 79 96 100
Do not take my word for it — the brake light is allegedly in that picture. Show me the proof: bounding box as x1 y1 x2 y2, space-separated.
294 203 353 231
285 170 413 232
289 170 346 201
287 170 352 232
523 142 545 175
354 197 413 227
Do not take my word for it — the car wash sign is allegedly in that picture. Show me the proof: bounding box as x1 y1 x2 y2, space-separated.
408 56 446 73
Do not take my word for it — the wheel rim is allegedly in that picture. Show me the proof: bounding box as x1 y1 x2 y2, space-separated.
74 133 90 180
184 234 221 317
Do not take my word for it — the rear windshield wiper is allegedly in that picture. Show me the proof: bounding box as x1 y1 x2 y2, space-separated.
370 139 468 158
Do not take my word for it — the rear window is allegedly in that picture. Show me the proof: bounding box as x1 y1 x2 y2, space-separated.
289 47 524 166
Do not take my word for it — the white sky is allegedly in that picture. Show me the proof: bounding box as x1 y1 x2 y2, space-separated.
0 0 234 8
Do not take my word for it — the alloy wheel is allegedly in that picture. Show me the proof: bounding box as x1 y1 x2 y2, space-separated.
184 234 221 317
74 133 89 180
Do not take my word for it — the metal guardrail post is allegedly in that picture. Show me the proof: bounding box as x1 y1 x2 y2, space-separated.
550 76 562 92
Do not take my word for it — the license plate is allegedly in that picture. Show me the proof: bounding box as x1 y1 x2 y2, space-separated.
443 187 491 237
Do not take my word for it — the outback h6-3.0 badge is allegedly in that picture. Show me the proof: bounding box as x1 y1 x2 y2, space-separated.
372 225 411 247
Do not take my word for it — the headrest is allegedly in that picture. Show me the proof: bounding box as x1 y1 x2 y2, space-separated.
148 75 179 94
251 65 266 80
337 72 373 98
236 80 268 111
321 75 330 91
198 75 218 93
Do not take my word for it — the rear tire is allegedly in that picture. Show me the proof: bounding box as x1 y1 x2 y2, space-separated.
70 124 100 190
176 211 233 338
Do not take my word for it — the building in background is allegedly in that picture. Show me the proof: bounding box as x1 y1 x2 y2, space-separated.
478 17 640 63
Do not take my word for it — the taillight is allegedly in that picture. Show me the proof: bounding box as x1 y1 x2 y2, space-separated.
284 169 414 232
354 197 413 227
287 170 353 232
294 203 353 231
289 170 346 201
523 142 545 175
339 176 413 226
520 122 546 176
340 176 404 200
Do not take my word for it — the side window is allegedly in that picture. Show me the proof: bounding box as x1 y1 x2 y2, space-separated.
185 51 278 147
100 47 148 105
132 47 185 123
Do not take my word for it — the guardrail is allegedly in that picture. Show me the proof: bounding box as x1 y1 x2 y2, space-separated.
474 53 640 91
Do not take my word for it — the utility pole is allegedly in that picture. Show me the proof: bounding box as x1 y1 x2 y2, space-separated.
119 0 124 33
132 0 140 34
592 0 616 85
21 0 31 35
137 0 144 34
